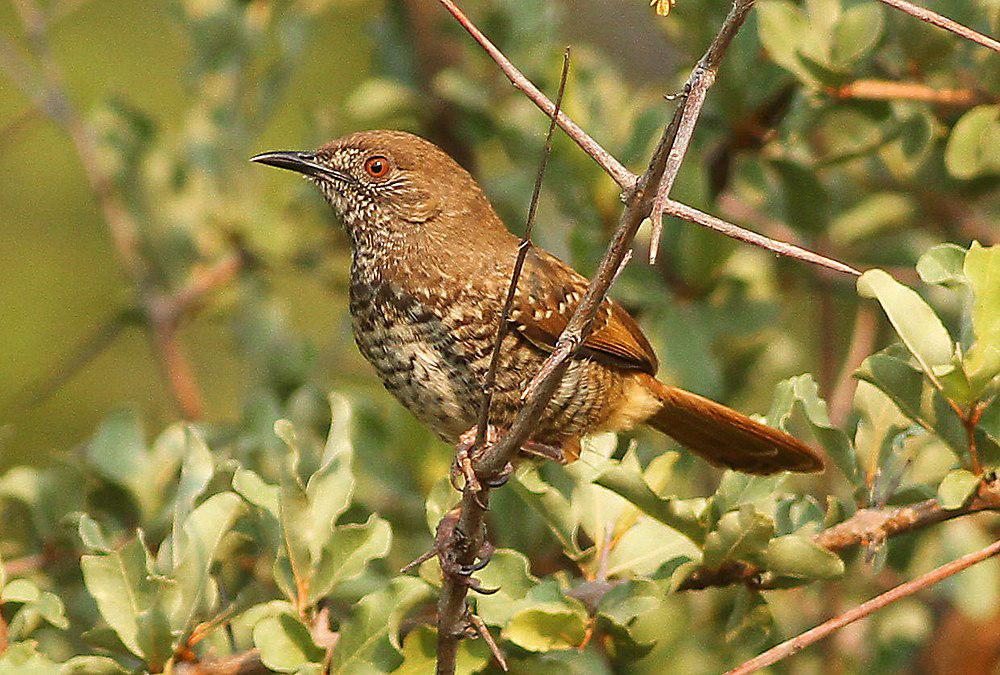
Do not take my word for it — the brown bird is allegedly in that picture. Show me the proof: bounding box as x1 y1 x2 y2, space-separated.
251 130 823 475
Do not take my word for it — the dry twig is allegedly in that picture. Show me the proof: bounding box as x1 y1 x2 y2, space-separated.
678 477 1000 590
828 80 994 107
727 536 1000 674
876 0 1000 52
433 2 759 673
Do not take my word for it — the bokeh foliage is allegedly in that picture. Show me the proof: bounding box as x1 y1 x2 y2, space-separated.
0 0 997 672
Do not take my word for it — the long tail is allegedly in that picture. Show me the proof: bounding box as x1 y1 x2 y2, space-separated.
639 375 824 475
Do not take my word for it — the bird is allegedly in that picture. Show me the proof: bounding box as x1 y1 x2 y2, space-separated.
251 130 824 476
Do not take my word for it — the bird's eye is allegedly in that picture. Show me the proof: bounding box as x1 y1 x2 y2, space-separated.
364 155 390 179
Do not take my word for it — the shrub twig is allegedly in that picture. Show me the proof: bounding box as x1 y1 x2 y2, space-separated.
876 0 1000 52
432 2 758 673
727 536 1000 674
678 477 1000 590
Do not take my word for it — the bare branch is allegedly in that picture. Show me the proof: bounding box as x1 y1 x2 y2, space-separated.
678 478 1000 591
828 80 995 107
647 0 756 263
433 0 859 278
727 537 1000 674
433 3 758 673
434 0 636 190
474 49 571 449
661 200 862 276
877 0 1000 52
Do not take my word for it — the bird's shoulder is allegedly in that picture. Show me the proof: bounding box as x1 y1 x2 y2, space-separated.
509 247 658 375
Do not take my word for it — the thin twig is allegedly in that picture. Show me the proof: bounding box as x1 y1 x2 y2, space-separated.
647 0 755 263
827 80 994 107
678 477 1000 590
434 0 860 278
434 0 635 189
474 49 571 450
661 200 861 276
727 537 1000 674
433 3 756 673
877 0 1000 52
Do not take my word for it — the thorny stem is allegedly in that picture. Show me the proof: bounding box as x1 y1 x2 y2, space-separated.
433 2 756 673
727 537 1000 674
436 50 570 675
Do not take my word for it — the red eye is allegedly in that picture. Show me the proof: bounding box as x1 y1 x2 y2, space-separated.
364 155 390 178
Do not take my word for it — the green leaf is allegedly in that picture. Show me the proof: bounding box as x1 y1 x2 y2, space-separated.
328 576 433 674
80 535 159 659
2 578 41 604
396 626 489 675
725 589 774 647
757 1 814 83
475 549 539 626
702 506 774 569
595 580 658 659
233 467 281 519
77 514 112 553
171 426 215 569
307 514 392 604
595 462 707 545
604 519 701 577
505 604 589 652
945 105 1000 179
513 467 581 557
423 476 458 537
829 192 913 245
164 492 245 631
964 242 1000 394
937 469 980 509
917 244 968 286
59 656 130 674
856 347 986 456
769 374 861 489
858 270 966 401
764 534 845 580
253 612 325 673
830 4 883 67
770 159 829 234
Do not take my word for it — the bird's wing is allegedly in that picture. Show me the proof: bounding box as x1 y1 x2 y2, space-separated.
509 247 658 375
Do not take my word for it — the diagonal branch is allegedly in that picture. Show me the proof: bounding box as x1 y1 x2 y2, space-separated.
433 2 757 673
678 477 1000 591
727 536 1000 674
646 0 755 263
877 0 1000 52
433 0 859 278
474 49 571 449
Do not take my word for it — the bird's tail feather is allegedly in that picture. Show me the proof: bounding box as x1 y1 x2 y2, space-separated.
640 375 824 475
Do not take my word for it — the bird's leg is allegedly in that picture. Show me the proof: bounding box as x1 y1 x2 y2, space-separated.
401 508 499 593
450 425 514 495
521 439 567 464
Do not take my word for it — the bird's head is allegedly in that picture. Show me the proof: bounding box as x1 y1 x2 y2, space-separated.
251 130 497 246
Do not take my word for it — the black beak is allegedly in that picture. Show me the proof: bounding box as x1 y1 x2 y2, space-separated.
249 151 351 183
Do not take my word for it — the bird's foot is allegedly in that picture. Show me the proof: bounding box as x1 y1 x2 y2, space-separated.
520 439 567 464
401 508 499 594
450 426 515 498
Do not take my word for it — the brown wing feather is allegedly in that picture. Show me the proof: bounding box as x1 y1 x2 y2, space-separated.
509 248 658 375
